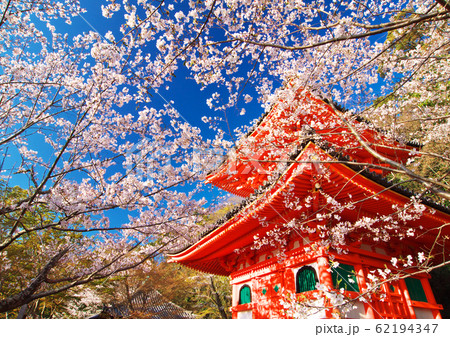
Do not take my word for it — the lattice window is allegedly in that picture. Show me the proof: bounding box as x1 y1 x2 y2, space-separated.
405 278 427 302
331 263 360 292
239 285 252 304
296 266 318 293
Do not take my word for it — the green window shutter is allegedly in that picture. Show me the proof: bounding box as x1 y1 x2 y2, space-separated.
296 266 318 293
239 285 251 304
331 263 360 292
405 278 427 302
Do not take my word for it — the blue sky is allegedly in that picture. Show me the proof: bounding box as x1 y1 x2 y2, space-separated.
2 1 267 228
74 1 265 142
4 1 395 195
2 1 414 240
4 1 266 189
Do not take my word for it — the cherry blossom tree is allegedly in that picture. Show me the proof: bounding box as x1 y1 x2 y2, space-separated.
1 0 449 317
0 0 214 315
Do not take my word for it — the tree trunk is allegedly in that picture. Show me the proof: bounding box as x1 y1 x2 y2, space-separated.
0 247 70 313
209 276 229 319
17 304 27 319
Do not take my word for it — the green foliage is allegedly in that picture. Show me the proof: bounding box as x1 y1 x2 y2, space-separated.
198 203 238 226
0 182 83 318
385 10 428 52
82 261 232 319
142 262 232 319
373 16 450 205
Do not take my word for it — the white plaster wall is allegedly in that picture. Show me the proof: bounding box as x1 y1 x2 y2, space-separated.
414 307 434 319
237 310 253 319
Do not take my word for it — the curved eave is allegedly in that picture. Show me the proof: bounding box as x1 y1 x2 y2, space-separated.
325 156 450 233
205 93 415 196
168 143 319 273
171 143 450 275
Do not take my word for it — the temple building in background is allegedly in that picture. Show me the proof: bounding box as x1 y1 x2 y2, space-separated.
169 89 450 319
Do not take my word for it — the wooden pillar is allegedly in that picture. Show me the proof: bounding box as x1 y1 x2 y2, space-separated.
399 279 416 318
317 256 333 288
317 251 333 318
420 278 442 319
353 263 376 319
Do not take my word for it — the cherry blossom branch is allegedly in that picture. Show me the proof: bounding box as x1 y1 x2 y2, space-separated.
0 246 71 313
436 0 450 12
0 238 174 313
0 0 12 29
229 12 450 51
150 0 217 85
333 111 450 200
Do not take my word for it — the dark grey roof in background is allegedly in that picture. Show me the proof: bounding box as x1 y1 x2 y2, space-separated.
90 289 196 319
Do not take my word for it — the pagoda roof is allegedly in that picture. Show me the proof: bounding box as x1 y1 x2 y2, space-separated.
169 142 450 276
205 90 417 198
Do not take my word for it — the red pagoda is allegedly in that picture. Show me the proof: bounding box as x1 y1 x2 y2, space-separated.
169 89 450 319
